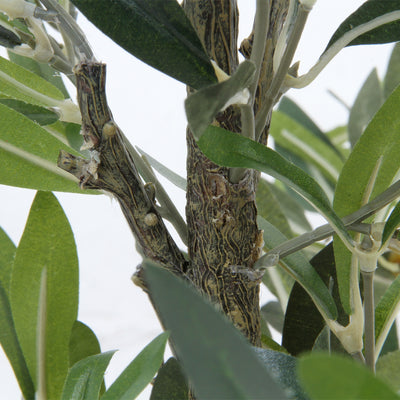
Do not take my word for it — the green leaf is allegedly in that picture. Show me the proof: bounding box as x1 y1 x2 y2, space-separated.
298 353 400 400
0 103 92 193
261 301 285 334
254 348 308 400
0 56 64 105
0 227 15 296
384 42 400 98
71 0 217 89
348 69 383 148
8 52 70 98
278 97 342 159
375 275 400 357
282 244 348 356
376 350 400 392
69 321 102 367
0 281 35 400
150 358 188 400
258 217 337 320
10 192 79 399
256 179 293 238
270 112 344 184
197 126 351 244
381 201 400 247
0 98 59 125
137 147 186 191
334 84 400 313
144 260 288 400
0 22 22 48
61 351 115 400
102 332 169 400
185 60 255 139
326 1 400 49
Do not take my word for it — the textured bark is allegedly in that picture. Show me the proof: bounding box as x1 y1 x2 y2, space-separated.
184 0 263 346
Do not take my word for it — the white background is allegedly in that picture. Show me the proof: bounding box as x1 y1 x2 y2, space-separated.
0 1 396 398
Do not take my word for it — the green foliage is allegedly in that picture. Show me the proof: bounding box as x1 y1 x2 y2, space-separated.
327 1 400 48
71 0 217 89
144 260 288 400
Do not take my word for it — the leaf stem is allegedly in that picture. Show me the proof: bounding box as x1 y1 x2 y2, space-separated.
286 11 400 89
362 270 376 372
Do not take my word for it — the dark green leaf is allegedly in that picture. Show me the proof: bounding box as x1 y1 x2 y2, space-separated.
348 69 383 148
0 98 59 125
61 351 115 400
326 1 400 49
144 260 287 400
278 97 342 159
256 179 292 238
150 358 188 400
375 275 400 357
382 201 400 247
282 244 348 356
71 0 217 89
0 103 92 193
334 83 400 314
376 350 400 392
380 324 399 358
198 126 351 244
254 348 309 400
102 332 169 400
0 24 22 47
10 192 79 399
384 42 400 98
0 227 15 296
185 60 255 138
0 273 34 400
258 217 337 320
298 353 400 400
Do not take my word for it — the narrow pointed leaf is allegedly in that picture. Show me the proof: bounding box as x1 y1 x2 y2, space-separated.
0 103 92 193
0 56 64 105
61 351 115 400
376 350 400 392
150 358 188 400
0 98 59 125
0 232 34 400
375 275 400 357
298 354 400 400
144 260 287 400
383 42 400 98
10 192 79 399
198 126 351 244
71 0 217 89
326 1 400 49
270 111 343 183
381 201 400 247
102 332 168 400
258 217 337 320
334 84 400 313
348 69 383 148
185 60 255 139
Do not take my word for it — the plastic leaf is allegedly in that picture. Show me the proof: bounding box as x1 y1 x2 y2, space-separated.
348 69 383 148
102 332 169 400
381 201 400 247
326 1 400 49
71 0 217 89
185 60 255 139
333 84 400 314
197 126 351 244
61 351 115 400
0 103 92 193
144 260 288 400
383 42 400 99
298 353 400 399
10 192 79 399
258 217 337 320
376 350 400 392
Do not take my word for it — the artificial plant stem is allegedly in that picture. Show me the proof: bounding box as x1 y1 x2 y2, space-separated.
255 180 400 267
255 2 310 138
362 270 376 372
